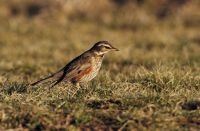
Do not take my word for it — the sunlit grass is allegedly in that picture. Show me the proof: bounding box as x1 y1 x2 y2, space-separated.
0 0 200 130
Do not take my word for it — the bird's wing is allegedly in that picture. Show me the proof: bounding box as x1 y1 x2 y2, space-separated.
51 53 92 87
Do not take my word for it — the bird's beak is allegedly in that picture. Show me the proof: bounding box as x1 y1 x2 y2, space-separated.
112 47 119 51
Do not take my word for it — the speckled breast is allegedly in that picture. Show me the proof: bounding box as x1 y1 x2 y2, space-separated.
79 56 103 82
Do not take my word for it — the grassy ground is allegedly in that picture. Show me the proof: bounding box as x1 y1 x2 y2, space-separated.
0 0 200 130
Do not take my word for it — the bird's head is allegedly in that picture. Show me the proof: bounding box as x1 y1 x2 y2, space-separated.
90 41 119 56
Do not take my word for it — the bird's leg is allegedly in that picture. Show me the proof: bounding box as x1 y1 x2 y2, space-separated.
72 83 81 97
76 83 81 90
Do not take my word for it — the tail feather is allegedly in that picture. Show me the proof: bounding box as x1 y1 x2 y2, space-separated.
31 74 54 86
31 68 65 86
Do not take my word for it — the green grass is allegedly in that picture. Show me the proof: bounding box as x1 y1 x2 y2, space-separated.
0 0 200 130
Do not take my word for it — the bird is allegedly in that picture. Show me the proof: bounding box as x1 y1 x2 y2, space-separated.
31 41 119 87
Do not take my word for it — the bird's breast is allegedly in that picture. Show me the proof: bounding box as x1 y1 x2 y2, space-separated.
79 56 103 82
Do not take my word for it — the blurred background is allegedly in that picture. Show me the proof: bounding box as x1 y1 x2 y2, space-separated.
0 0 200 81
1 1 200 130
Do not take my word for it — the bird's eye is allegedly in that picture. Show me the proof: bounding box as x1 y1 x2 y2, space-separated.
105 46 110 49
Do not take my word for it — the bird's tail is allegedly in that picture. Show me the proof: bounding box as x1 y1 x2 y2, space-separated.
31 68 65 86
31 74 54 86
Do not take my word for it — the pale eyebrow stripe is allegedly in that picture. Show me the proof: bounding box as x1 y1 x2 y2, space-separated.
97 43 111 48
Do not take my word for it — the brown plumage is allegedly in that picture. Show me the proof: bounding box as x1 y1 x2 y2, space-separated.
31 41 119 87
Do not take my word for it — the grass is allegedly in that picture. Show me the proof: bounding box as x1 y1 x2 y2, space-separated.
0 0 200 130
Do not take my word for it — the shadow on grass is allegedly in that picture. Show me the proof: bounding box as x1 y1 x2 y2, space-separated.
87 99 123 110
0 82 29 95
181 100 200 111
